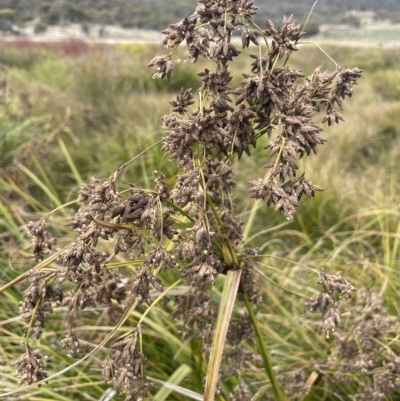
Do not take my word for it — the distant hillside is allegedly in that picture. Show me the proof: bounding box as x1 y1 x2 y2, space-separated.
0 0 195 29
1 0 400 32
256 0 400 24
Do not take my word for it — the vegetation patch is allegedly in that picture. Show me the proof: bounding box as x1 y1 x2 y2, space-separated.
0 2 400 401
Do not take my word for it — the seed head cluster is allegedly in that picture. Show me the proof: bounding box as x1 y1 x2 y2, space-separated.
304 272 355 337
13 0 364 399
318 290 400 400
13 346 47 387
281 290 399 400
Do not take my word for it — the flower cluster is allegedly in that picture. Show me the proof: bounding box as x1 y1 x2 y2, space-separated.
27 219 57 262
12 1 363 399
283 290 399 400
317 290 400 400
304 272 355 337
13 346 47 387
150 1 362 222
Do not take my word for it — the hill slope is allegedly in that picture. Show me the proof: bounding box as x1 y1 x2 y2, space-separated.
1 0 400 30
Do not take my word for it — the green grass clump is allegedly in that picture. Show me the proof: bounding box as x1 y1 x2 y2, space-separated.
0 47 47 70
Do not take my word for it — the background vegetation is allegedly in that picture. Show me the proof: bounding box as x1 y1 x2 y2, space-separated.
1 0 400 30
0 37 400 400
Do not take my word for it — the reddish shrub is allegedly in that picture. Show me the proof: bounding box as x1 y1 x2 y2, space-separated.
0 38 104 57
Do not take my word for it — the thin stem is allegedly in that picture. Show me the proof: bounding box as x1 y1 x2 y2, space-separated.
0 250 63 295
302 0 319 34
252 21 270 49
242 221 292 245
243 294 289 401
199 89 204 116
283 1 319 68
45 199 79 219
138 279 182 325
164 199 195 222
268 136 286 182
138 324 145 385
25 300 41 345
297 41 338 67
118 139 164 172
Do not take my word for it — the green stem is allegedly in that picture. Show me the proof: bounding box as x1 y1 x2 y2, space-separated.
164 199 195 222
243 294 289 401
119 139 164 171
297 41 338 67
252 21 270 49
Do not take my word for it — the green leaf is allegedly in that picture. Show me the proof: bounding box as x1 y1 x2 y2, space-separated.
204 269 242 401
153 364 193 401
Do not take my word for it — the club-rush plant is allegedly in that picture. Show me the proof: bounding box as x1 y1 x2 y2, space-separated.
2 1 364 400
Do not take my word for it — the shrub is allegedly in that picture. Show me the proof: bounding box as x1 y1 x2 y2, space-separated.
39 2 62 25
0 45 45 69
94 10 113 25
69 4 90 23
341 14 361 28
34 20 48 34
0 8 16 22
302 21 319 37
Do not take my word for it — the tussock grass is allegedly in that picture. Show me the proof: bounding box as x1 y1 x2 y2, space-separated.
0 41 400 400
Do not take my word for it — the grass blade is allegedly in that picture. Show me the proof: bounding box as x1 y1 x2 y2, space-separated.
0 199 24 242
58 137 83 186
153 364 193 401
204 269 242 401
150 375 204 401
15 161 64 211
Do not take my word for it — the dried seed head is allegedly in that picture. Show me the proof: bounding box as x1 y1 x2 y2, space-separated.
102 357 114 384
305 272 355 337
230 381 252 401
147 55 173 80
169 88 195 115
182 261 217 284
13 347 47 387
279 369 310 400
316 290 400 399
61 333 80 358
27 218 57 262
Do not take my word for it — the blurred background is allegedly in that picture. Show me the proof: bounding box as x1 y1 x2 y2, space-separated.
1 1 400 400
0 0 399 45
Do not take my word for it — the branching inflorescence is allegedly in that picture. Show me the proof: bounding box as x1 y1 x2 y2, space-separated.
11 1 365 399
